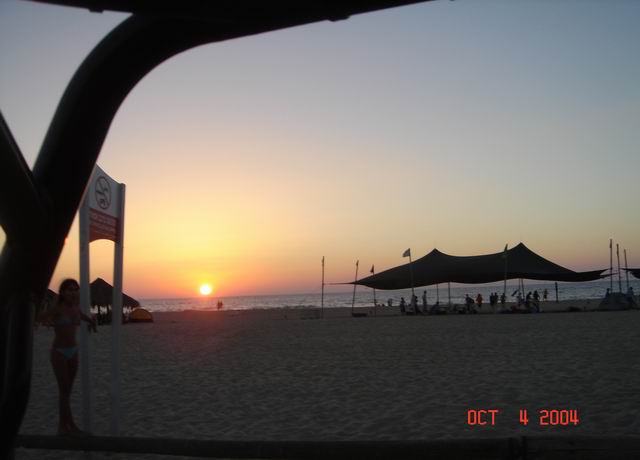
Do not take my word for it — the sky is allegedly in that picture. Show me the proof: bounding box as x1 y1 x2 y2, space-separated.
1 0 639 299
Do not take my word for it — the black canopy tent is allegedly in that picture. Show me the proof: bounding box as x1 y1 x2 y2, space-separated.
354 243 606 290
624 268 640 280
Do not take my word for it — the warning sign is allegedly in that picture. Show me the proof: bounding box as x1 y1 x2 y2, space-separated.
87 165 121 242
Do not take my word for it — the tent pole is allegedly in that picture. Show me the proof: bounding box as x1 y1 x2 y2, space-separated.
503 244 508 304
408 255 415 299
624 249 630 292
616 244 622 293
321 256 324 319
351 260 359 315
610 239 613 293
518 279 522 303
373 286 377 315
370 264 377 316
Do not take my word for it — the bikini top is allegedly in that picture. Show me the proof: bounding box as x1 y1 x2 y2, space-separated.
54 310 79 327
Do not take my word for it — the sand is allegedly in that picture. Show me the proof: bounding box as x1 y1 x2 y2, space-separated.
15 300 640 459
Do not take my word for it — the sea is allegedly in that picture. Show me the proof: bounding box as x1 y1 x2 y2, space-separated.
140 279 640 313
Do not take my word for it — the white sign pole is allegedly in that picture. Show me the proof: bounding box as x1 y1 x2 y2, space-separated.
78 192 92 433
110 183 125 435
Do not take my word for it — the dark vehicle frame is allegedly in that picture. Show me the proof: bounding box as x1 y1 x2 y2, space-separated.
2 2 639 459
0 1 430 457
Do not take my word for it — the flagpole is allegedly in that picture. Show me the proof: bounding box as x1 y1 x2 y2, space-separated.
610 239 613 292
351 260 359 315
616 244 622 293
624 249 630 292
408 255 415 299
321 256 325 319
402 248 415 302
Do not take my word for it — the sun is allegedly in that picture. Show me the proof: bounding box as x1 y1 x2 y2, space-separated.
199 284 213 296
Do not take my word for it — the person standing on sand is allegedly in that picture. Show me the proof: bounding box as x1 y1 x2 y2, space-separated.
476 293 483 310
543 288 548 301
465 294 473 313
45 279 96 435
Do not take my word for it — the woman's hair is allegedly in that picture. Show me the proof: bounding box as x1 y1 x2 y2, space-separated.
59 278 79 293
57 278 80 304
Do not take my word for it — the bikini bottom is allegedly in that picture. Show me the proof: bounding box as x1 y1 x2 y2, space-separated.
54 346 78 360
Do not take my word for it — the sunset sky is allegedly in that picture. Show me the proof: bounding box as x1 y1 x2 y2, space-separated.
1 1 639 298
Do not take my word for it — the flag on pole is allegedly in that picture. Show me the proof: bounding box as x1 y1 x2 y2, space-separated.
370 265 375 274
403 248 411 258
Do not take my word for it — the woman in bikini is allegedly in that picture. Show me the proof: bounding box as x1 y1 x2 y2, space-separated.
48 278 96 435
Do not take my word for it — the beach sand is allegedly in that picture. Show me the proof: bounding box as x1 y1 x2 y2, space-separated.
16 300 640 459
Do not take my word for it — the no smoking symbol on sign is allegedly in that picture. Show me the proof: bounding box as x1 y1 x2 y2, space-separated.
95 176 111 210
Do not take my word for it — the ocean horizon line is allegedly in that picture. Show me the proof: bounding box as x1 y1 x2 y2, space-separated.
138 279 625 303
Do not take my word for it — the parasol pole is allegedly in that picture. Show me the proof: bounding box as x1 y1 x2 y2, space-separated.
351 260 359 314
610 239 613 292
616 244 622 293
624 249 630 292
321 256 325 319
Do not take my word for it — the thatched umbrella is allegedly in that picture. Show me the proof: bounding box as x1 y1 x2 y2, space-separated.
36 289 58 324
90 278 140 323
44 288 57 308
